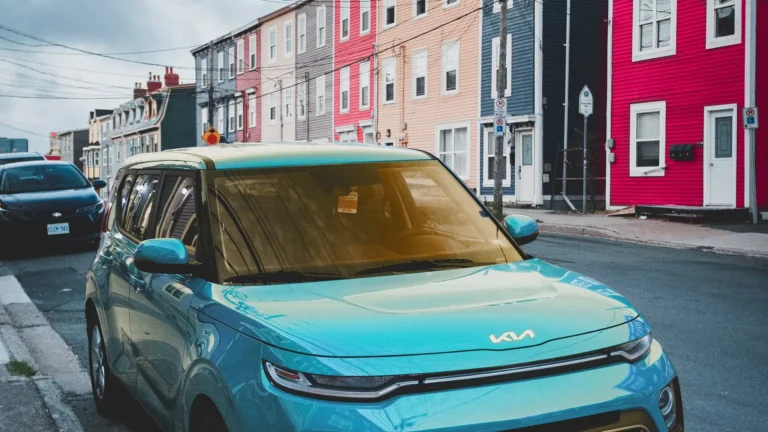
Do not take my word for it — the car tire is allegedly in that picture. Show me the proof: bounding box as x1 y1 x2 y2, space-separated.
88 321 122 417
193 409 229 432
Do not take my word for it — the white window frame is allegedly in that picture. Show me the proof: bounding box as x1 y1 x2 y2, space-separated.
228 46 235 79
412 49 428 100
316 75 326 116
493 0 512 13
706 0 741 49
298 14 307 54
359 61 370 110
441 41 460 95
217 106 224 132
629 101 666 177
284 20 294 57
632 0 677 62
360 0 371 35
268 27 277 62
228 100 236 132
249 35 257 70
482 127 512 187
384 0 397 28
383 57 396 104
236 40 245 74
317 7 327 48
413 0 428 19
236 98 244 131
340 66 351 113
269 92 278 124
298 80 307 120
340 0 350 41
201 58 208 87
217 51 224 82
491 35 512 98
248 94 257 128
435 122 471 180
201 107 209 133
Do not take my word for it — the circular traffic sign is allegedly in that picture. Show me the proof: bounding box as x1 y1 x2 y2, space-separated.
205 134 219 145
495 118 505 126
746 108 755 117
495 99 506 108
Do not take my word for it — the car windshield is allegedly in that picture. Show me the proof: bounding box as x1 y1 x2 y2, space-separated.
0 164 90 194
0 157 42 165
207 160 523 283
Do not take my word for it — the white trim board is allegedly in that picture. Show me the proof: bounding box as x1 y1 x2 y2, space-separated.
703 104 738 208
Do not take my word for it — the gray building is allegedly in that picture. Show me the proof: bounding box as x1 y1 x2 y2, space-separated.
295 0 334 141
192 32 238 145
0 137 29 153
58 129 89 171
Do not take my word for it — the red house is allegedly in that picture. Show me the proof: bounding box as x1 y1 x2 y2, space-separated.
333 0 377 143
606 0 766 214
235 20 262 143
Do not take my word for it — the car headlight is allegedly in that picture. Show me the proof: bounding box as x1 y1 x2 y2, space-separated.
77 201 104 213
264 362 418 400
610 332 653 362
659 379 682 430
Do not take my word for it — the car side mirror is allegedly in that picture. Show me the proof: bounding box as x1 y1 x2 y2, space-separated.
92 179 107 190
134 238 198 274
503 215 539 246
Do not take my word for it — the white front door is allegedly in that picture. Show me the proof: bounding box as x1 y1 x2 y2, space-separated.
516 130 535 203
705 108 736 207
483 127 511 188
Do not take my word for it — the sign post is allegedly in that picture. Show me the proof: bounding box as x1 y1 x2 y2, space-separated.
493 97 507 219
743 107 759 223
578 86 593 214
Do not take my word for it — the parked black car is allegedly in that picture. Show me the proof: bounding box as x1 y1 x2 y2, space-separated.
0 161 107 252
0 152 46 165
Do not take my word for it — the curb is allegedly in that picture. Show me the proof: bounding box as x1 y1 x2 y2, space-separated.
537 224 768 259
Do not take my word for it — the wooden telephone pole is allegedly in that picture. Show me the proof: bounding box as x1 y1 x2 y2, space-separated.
492 0 508 219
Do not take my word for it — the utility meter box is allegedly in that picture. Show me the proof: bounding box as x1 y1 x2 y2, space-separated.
669 144 695 161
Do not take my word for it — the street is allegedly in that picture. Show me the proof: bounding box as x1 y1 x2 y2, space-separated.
1 234 767 432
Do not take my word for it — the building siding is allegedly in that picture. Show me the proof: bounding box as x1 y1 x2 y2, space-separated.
296 1 334 141
262 10 297 142
160 87 198 150
610 0 747 207
333 0 376 141
194 38 238 145
236 27 262 143
756 0 768 207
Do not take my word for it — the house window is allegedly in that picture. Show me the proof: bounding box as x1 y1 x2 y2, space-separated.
317 7 327 47
383 58 396 103
359 61 370 110
201 107 209 133
228 100 235 132
201 58 208 87
437 124 469 179
492 0 512 13
284 87 294 120
412 50 427 99
228 46 235 78
217 51 224 82
269 93 278 123
316 75 326 115
338 130 357 142
298 14 306 54
340 66 350 113
269 28 277 61
249 94 257 128
236 98 244 130
298 81 307 120
237 40 245 74
633 0 676 61
483 128 511 186
284 20 294 56
442 41 459 94
249 35 256 70
385 0 396 26
414 0 427 18
706 0 741 49
491 34 512 98
630 101 666 177
217 107 224 132
340 0 350 41
360 0 371 34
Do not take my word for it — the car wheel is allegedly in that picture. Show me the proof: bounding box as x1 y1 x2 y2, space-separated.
194 409 229 432
88 322 121 416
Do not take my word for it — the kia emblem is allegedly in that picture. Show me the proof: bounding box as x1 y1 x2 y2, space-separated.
52 212 62 218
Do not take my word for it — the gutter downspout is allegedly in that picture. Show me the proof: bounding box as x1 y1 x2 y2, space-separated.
278 79 283 142
534 0 544 205
400 45 406 147
373 43 379 144
605 0 613 209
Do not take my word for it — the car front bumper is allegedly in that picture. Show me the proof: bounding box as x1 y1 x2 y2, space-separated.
0 210 102 246
235 340 681 432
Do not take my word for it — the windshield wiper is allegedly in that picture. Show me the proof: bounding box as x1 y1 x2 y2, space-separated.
354 259 480 276
224 270 343 285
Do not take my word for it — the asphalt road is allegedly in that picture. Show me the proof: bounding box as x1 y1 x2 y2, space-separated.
1 235 767 432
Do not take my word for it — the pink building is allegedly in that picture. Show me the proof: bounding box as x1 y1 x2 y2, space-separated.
606 0 767 212
333 0 377 142
235 21 262 143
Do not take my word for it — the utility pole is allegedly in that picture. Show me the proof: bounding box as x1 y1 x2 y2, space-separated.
305 72 310 140
278 79 283 142
561 0 574 210
493 0 508 220
208 42 214 129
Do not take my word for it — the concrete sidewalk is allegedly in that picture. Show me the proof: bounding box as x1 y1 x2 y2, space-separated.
504 208 768 258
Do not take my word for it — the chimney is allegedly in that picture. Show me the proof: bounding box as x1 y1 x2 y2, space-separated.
164 66 180 87
133 82 147 99
147 72 162 93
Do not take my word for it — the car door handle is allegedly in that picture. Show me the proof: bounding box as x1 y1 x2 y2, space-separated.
129 275 145 293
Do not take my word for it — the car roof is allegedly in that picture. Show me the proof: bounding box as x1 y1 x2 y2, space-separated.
122 142 434 171
0 152 44 160
0 160 73 170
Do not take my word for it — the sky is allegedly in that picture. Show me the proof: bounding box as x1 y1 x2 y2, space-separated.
0 0 283 154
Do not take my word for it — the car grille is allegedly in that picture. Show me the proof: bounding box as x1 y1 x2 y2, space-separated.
1 213 99 240
505 410 659 432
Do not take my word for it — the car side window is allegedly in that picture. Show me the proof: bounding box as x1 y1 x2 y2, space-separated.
122 173 160 241
118 174 134 227
155 175 198 259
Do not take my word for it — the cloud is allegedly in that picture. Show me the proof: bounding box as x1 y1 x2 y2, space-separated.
0 0 281 153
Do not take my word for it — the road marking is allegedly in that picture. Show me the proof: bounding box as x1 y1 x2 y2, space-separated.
0 275 32 305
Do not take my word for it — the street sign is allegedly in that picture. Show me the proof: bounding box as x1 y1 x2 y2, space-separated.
743 107 759 129
202 127 221 145
579 86 593 117
495 117 506 137
494 98 507 117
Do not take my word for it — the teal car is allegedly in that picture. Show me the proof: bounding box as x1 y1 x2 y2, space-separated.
85 143 683 432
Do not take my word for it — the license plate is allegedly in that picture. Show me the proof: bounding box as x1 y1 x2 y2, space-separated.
47 223 70 236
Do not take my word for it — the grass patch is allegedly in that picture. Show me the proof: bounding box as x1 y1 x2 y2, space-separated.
7 360 36 377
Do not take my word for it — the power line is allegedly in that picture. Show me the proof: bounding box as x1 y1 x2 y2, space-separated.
0 34 51 47
0 58 133 90
0 44 201 56
0 120 51 137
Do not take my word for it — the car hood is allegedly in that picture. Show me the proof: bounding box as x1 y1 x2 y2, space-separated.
195 259 640 358
0 187 98 212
